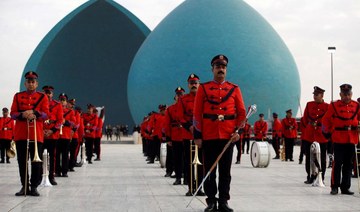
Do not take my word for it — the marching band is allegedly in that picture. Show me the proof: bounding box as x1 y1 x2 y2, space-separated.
1 55 360 212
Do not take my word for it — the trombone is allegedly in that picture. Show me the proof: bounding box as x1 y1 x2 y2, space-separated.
189 140 202 194
31 118 42 163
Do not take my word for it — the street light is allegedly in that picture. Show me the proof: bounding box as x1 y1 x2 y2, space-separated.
328 46 336 102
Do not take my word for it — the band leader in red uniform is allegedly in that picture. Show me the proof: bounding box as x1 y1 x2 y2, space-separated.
42 85 63 185
322 84 360 195
193 55 246 212
11 71 49 196
302 86 329 184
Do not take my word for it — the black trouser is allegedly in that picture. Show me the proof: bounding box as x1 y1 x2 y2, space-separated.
165 143 174 174
272 136 280 157
303 140 327 180
94 137 101 159
85 137 95 162
0 139 11 161
15 140 43 188
242 138 250 154
154 136 161 160
331 143 355 190
69 138 78 169
203 139 234 205
147 139 155 162
43 139 57 179
184 140 203 192
235 140 242 161
284 137 295 160
142 137 147 155
299 140 305 161
172 141 184 180
56 138 70 175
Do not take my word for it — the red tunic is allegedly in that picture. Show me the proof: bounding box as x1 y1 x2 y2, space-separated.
149 112 165 139
72 110 81 139
82 113 98 139
60 106 76 140
253 120 268 140
281 117 298 139
178 93 196 140
44 100 63 140
302 101 329 143
193 80 246 140
164 103 183 142
0 117 15 140
95 117 103 139
10 91 49 142
322 100 360 144
272 118 282 138
240 123 251 139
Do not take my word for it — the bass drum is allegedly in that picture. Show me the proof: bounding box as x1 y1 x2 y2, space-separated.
250 141 271 168
160 143 167 168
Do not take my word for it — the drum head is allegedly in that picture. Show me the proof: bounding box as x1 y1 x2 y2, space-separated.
250 141 270 168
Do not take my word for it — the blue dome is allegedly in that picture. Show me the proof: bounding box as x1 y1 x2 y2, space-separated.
128 0 300 123
22 0 150 126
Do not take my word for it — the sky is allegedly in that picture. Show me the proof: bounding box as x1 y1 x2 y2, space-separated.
1 0 359 117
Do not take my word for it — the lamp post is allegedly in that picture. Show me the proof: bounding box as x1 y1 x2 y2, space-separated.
328 46 336 102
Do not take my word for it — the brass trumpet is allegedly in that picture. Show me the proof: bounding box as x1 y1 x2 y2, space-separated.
6 140 16 158
189 141 202 193
31 118 42 163
280 138 286 161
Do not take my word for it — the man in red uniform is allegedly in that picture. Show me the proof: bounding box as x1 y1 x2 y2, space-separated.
74 106 84 167
178 74 205 196
147 105 166 164
56 93 76 177
0 107 15 163
164 87 185 182
281 109 298 162
82 104 98 164
322 84 360 195
253 113 268 141
11 71 49 196
68 99 79 170
193 55 246 212
271 113 282 159
164 87 185 178
42 85 63 185
94 107 104 161
302 86 329 184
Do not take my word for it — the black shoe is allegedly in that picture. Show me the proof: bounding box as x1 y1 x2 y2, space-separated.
273 156 280 159
94 158 101 161
6 160 10 163
183 179 188 185
49 178 57 186
62 173 68 177
173 179 181 185
88 161 93 164
55 173 62 177
0 160 4 163
69 168 75 172
290 159 294 162
147 161 154 164
235 161 240 164
298 160 303 164
196 190 206 196
15 187 29 196
164 173 171 177
330 187 338 195
30 187 40 196
218 202 233 212
185 191 192 196
341 189 354 195
204 202 217 212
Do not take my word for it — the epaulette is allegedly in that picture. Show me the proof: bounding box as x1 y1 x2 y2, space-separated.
225 81 238 88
